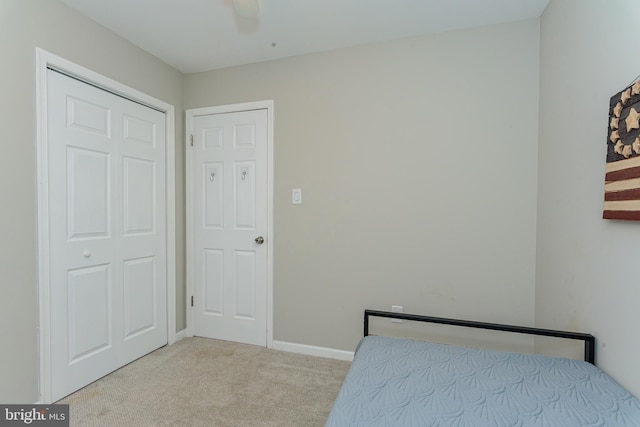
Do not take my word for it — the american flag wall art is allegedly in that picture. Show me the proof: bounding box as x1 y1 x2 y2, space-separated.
604 79 640 221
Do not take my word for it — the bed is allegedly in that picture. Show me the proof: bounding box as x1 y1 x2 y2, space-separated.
325 309 640 426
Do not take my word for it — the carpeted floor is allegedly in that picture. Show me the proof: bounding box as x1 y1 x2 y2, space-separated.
57 338 352 426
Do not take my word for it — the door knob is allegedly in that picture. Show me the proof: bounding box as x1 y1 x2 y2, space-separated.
254 236 264 244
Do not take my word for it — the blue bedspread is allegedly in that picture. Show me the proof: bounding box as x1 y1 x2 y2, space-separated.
326 336 640 426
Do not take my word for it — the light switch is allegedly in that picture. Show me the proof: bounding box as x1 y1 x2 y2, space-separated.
292 188 302 204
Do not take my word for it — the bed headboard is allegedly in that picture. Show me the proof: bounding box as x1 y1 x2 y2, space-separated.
364 309 596 365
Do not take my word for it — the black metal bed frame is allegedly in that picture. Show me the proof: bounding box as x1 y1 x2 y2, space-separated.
364 309 596 365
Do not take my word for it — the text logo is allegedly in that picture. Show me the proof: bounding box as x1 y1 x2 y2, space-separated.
0 405 69 426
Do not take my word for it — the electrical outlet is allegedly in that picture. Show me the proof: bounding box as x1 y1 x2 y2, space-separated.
391 305 403 323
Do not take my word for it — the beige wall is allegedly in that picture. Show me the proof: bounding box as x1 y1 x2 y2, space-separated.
185 19 541 352
0 0 185 403
537 0 640 397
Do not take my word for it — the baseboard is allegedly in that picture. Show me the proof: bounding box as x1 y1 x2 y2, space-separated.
174 329 186 342
272 340 354 361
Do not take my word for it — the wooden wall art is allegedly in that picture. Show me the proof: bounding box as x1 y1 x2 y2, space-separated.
604 79 640 220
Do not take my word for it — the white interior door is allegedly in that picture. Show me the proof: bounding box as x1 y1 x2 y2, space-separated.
47 69 167 401
191 109 268 346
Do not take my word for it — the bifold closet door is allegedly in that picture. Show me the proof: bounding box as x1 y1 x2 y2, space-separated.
47 69 167 401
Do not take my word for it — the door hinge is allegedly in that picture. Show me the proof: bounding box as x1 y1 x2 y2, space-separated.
190 134 194 147
191 296 194 307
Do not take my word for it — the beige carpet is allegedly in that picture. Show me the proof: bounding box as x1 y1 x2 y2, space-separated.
57 338 351 426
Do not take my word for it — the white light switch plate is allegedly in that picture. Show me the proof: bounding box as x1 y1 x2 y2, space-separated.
292 188 302 204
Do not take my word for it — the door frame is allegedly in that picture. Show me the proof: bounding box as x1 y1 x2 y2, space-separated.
35 48 176 404
185 101 274 348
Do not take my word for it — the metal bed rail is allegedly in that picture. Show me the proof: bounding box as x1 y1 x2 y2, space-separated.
364 309 596 365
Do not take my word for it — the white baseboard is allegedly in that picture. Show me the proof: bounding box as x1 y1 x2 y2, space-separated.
272 340 354 362
174 329 186 342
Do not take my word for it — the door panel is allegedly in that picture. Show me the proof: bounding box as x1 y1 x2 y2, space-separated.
192 109 267 346
234 161 256 228
123 115 156 146
67 264 112 363
234 250 256 319
123 157 155 234
67 147 110 239
203 126 223 150
204 249 224 315
47 70 167 401
123 256 156 339
204 162 224 227
66 96 111 136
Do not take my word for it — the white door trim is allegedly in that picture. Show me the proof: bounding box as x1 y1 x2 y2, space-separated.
185 101 274 348
35 48 176 404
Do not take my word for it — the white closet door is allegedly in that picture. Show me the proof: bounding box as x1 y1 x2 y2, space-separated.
47 70 167 401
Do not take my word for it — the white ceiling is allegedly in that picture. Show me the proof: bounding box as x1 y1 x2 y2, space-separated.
60 0 550 74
